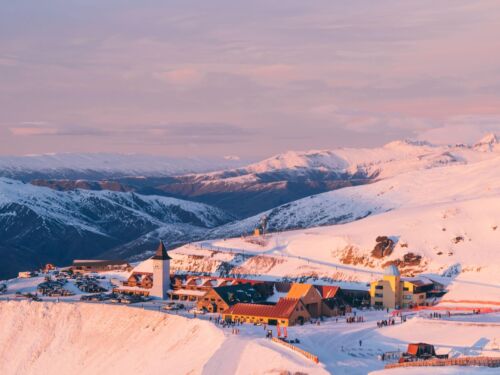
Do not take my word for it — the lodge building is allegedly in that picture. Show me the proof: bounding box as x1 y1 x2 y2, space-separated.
223 298 311 326
370 265 445 309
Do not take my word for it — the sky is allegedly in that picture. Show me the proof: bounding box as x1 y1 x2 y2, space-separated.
1 0 500 158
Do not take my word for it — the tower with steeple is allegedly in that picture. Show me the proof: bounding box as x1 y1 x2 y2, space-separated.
150 241 172 299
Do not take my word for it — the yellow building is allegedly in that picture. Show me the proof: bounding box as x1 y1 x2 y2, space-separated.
370 265 432 309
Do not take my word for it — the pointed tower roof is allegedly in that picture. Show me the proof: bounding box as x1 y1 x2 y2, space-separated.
151 241 172 260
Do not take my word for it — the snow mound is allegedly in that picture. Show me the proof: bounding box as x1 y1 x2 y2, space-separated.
0 301 224 375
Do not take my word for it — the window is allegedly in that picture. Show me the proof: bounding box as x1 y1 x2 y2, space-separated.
403 287 409 291
375 285 383 290
375 293 383 298
374 302 383 307
403 295 412 300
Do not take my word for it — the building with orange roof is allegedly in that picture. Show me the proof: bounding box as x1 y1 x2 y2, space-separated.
286 283 323 317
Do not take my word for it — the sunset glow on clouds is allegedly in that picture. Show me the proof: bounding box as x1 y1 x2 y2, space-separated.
1 0 500 157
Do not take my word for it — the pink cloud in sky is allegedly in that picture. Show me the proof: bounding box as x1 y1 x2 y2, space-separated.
159 67 204 86
1 1 500 157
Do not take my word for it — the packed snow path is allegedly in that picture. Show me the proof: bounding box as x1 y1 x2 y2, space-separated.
196 240 383 277
202 335 248 375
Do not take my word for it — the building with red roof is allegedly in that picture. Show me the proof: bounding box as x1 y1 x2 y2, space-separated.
223 297 311 326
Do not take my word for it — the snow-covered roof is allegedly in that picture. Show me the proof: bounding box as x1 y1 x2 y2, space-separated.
171 289 206 297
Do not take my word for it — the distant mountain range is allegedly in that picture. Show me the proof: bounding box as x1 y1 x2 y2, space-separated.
0 153 246 180
26 134 499 217
0 134 498 279
0 178 232 278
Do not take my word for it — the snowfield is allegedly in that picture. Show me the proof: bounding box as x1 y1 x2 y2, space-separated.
0 301 327 375
0 301 497 375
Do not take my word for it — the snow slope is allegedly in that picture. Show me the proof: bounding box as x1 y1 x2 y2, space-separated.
0 301 327 375
210 153 500 235
0 300 223 375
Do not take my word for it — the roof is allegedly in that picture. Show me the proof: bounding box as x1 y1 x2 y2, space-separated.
129 272 153 282
384 265 400 276
226 298 302 319
287 283 316 299
171 289 206 297
274 282 292 293
72 259 129 267
315 285 340 299
151 241 172 260
403 277 434 286
212 284 264 305
407 343 435 356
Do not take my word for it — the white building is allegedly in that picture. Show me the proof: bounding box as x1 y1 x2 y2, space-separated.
150 241 172 299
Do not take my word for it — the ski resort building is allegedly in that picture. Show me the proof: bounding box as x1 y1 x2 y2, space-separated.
286 283 323 317
125 272 154 289
149 241 172 299
369 265 442 309
223 297 311 326
71 259 131 274
168 276 252 302
197 283 270 313
114 241 172 298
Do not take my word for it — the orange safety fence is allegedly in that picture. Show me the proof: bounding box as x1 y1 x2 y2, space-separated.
385 356 500 369
271 337 320 364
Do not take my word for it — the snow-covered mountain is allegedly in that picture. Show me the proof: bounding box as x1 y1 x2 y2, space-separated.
0 153 245 180
209 152 500 236
144 134 499 216
2 134 499 278
0 178 233 279
147 144 500 301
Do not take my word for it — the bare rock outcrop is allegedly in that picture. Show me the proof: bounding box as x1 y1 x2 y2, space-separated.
371 236 395 258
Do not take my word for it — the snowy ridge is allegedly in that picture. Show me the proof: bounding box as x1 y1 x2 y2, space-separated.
0 153 245 179
0 178 231 229
181 134 499 187
0 178 233 278
209 154 500 235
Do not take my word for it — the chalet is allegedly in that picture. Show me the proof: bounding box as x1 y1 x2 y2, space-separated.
125 272 154 289
169 276 239 302
197 284 268 313
71 259 131 274
223 298 311 326
286 283 323 317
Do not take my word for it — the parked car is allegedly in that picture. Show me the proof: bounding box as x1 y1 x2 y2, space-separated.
189 308 205 315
